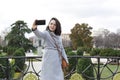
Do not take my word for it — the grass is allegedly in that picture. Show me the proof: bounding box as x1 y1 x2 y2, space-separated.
94 64 120 80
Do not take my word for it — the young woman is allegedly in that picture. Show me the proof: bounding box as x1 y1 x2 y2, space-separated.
32 17 69 80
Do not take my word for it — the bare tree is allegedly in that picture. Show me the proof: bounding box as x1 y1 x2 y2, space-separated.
93 28 120 49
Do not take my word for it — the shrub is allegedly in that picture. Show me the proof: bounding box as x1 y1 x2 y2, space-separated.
66 51 76 79
70 73 84 80
76 58 94 80
7 47 18 55
90 48 101 56
0 45 2 50
67 51 77 69
0 55 8 78
13 48 25 72
76 47 84 56
10 59 16 78
113 73 120 80
65 47 72 53
18 48 25 56
2 46 7 53
23 72 38 80
116 50 120 57
100 48 115 56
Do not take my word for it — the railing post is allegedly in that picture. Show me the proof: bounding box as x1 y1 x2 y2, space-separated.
6 58 10 80
97 57 100 80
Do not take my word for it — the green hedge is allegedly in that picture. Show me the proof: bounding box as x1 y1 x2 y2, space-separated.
90 48 101 56
76 58 94 80
0 55 8 78
13 48 25 72
90 48 120 57
7 47 17 55
76 47 84 56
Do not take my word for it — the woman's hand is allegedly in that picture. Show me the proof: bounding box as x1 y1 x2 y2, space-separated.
32 20 37 30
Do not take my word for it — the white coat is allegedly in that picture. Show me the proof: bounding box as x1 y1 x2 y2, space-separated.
33 29 69 80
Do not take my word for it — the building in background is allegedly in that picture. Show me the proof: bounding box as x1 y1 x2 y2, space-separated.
29 36 43 55
61 34 72 47
0 31 8 47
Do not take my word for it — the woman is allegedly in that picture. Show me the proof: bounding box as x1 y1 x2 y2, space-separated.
32 17 69 80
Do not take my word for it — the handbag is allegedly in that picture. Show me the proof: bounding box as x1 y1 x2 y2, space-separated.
61 56 69 68
50 33 69 69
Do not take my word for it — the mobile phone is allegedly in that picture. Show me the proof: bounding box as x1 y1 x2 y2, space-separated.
35 20 46 25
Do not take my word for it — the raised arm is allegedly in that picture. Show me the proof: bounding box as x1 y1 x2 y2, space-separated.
32 20 46 39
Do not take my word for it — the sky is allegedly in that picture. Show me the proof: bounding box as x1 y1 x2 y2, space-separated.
0 0 120 37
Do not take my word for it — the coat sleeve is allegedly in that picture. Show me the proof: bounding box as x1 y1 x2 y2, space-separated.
33 29 47 39
60 37 69 64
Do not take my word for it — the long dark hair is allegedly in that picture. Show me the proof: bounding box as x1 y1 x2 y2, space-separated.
46 17 61 36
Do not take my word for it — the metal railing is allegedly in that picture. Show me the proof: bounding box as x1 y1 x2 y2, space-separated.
0 56 120 80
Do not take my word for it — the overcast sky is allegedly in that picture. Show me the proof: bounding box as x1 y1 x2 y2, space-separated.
0 0 120 37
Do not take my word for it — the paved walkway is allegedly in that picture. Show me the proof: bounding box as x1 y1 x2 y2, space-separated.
25 53 42 73
91 58 107 64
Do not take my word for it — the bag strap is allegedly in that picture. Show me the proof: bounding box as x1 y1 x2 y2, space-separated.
49 33 63 58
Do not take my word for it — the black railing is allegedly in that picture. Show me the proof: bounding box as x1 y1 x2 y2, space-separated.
0 56 120 80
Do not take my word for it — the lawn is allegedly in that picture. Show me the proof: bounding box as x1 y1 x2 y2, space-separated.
69 64 120 80
94 64 120 80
